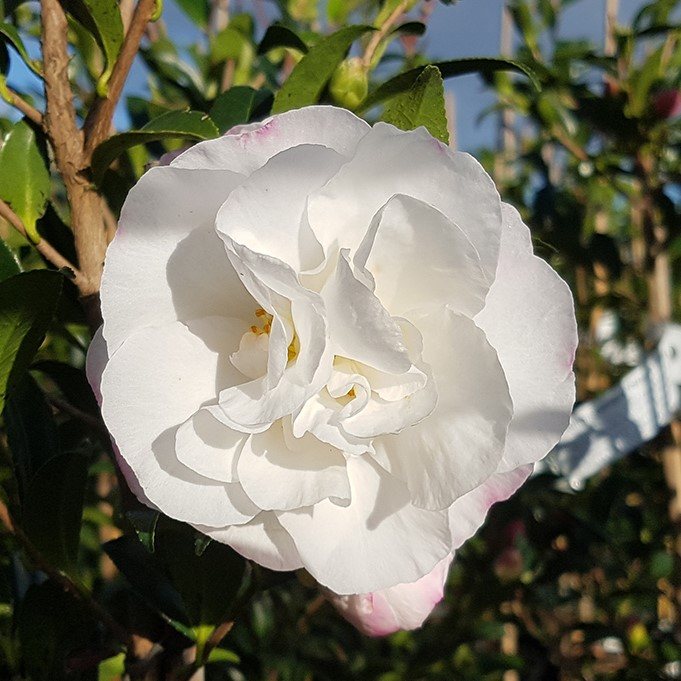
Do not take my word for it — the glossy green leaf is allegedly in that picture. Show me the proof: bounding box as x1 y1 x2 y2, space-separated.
5 373 59 500
383 65 449 143
63 0 123 96
174 0 209 27
272 25 374 113
0 238 20 282
0 22 41 76
32 360 100 417
22 450 88 573
257 24 308 55
91 110 218 183
209 85 257 133
154 520 248 628
126 509 160 553
0 270 62 413
0 120 50 243
103 534 192 635
359 57 540 113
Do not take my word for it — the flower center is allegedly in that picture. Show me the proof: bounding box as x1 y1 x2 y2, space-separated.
251 307 299 363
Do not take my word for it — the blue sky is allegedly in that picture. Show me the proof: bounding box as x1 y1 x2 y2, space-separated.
1 0 650 152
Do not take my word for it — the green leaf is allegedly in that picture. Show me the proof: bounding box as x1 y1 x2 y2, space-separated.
32 360 100 417
0 119 51 242
155 520 248 628
272 25 374 113
174 0 210 27
5 373 59 500
0 270 62 413
382 65 449 143
209 86 256 134
210 25 247 64
90 110 218 183
0 22 42 76
0 238 20 282
98 652 126 681
63 0 124 96
327 0 368 25
206 647 240 665
257 24 308 55
22 450 88 573
103 534 192 635
359 57 540 113
17 582 96 681
126 509 160 553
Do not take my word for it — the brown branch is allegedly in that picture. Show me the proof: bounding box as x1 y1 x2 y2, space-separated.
3 87 43 126
47 394 110 436
362 0 408 68
0 497 131 649
41 0 108 301
0 197 85 284
82 0 158 161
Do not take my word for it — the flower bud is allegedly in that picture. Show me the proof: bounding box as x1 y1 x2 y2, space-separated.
330 57 369 111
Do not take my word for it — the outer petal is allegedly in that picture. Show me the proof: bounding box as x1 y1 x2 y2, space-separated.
278 456 451 595
476 204 577 471
327 554 453 636
86 328 153 506
355 194 488 318
449 465 533 549
172 106 370 174
237 421 350 511
99 319 259 526
216 144 345 272
373 311 512 511
307 123 502 283
101 166 253 353
197 511 303 571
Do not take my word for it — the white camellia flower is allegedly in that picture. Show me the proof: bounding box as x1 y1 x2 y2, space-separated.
88 106 577 598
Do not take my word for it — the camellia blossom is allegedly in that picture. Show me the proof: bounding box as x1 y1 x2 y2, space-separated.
88 106 577 606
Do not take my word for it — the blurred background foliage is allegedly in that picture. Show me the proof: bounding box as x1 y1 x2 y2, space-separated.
0 0 680 679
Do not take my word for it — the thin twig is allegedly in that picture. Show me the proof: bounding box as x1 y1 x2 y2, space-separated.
362 0 408 68
46 394 110 436
3 87 43 126
0 497 131 649
82 0 158 161
0 197 85 284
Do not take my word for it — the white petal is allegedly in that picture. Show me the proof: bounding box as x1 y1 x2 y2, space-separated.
341 360 437 439
175 408 246 483
196 511 303 571
373 311 512 510
230 330 270 380
355 194 489 317
277 456 451 595
328 554 453 636
307 123 502 283
172 106 370 174
86 328 154 507
449 465 532 549
214 241 332 431
322 251 410 374
99 319 258 526
476 204 577 471
237 421 350 511
101 166 253 353
216 144 345 272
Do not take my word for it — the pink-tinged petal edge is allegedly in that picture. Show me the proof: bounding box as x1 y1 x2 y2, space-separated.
326 554 454 637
